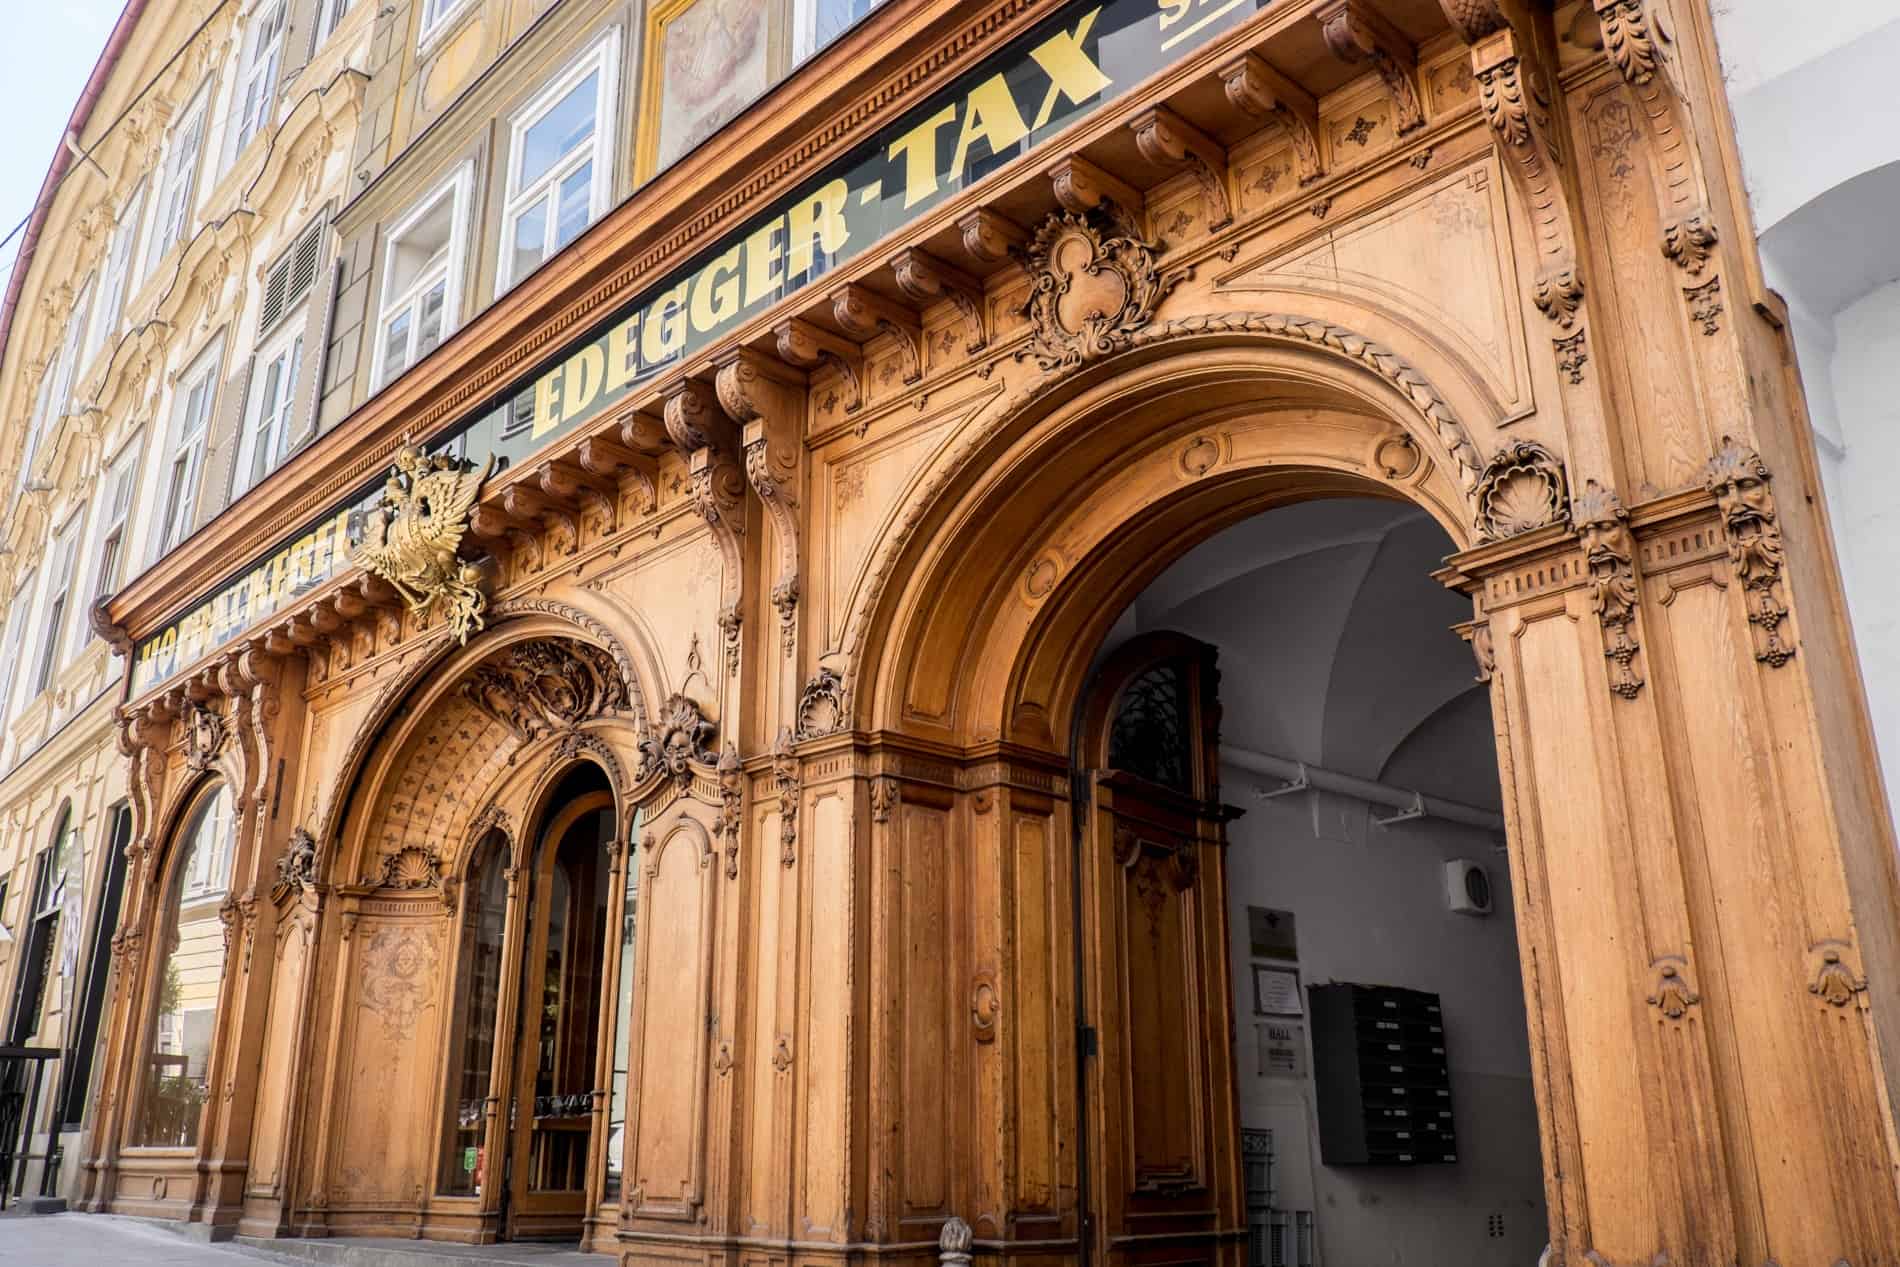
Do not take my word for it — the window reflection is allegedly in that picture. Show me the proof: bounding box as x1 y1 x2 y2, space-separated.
133 783 234 1148
439 830 509 1195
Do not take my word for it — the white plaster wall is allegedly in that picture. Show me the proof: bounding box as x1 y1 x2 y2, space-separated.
1708 3 1900 824
1107 500 1546 1266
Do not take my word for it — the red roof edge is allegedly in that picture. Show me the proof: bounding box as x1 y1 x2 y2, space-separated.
0 0 150 390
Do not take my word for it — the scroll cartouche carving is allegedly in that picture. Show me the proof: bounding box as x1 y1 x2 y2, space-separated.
353 446 495 646
1015 202 1185 371
1576 481 1644 700
1474 440 1570 542
184 701 226 773
273 826 319 898
1704 437 1794 668
458 638 629 740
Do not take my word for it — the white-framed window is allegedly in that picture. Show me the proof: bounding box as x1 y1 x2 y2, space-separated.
157 344 221 557
418 0 474 47
145 89 210 278
313 0 357 50
53 277 94 418
0 570 36 728
90 438 142 610
497 35 618 293
373 163 472 389
230 0 289 160
90 179 147 364
235 325 302 496
32 515 83 697
17 358 58 490
794 0 884 63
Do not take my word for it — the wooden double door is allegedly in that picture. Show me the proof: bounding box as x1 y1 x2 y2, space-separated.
440 779 617 1242
1074 633 1244 1267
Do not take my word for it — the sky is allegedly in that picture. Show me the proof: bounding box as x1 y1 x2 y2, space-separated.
0 2 130 298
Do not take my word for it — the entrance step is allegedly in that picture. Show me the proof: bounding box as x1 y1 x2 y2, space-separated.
233 1237 605 1267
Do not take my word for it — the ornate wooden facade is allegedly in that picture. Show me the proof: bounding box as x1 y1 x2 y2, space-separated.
82 1 1900 1264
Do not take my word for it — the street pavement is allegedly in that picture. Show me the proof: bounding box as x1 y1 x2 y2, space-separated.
0 1213 282 1265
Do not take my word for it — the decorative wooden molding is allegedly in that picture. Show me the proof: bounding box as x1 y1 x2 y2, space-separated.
772 726 800 867
1703 436 1793 667
870 775 900 825
718 347 805 656
1474 440 1570 543
831 282 923 388
1807 940 1867 1009
1217 53 1322 186
776 317 863 415
1315 0 1425 135
1576 481 1644 700
1014 203 1184 371
1645 954 1699 1019
890 246 988 353
714 744 743 880
1128 105 1232 230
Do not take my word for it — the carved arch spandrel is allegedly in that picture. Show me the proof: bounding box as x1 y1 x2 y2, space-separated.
839 317 1502 746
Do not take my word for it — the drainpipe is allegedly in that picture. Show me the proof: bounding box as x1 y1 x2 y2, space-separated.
1221 743 1506 835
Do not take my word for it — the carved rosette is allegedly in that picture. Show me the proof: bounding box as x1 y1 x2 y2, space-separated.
1575 481 1644 700
638 694 718 790
1703 437 1794 667
1014 203 1185 371
1474 440 1570 542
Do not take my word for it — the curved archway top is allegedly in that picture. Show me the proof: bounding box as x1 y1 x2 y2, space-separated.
846 311 1538 746
322 621 648 889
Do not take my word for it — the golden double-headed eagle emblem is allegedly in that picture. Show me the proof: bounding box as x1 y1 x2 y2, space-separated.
353 445 494 646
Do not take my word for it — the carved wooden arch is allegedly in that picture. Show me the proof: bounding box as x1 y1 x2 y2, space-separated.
321 613 650 889
847 315 1492 746
452 716 645 882
313 596 654 861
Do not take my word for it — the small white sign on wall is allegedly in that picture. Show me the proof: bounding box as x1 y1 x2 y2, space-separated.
1258 1021 1306 1078
1253 965 1303 1017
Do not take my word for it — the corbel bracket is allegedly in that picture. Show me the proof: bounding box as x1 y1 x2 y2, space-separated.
890 247 988 354
775 317 863 416
1217 53 1324 187
830 283 923 387
1128 105 1233 230
1316 0 1425 134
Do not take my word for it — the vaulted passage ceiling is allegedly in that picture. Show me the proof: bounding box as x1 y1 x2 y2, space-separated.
1102 496 1500 810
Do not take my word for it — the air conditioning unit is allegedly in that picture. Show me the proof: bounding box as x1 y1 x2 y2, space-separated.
1444 859 1493 916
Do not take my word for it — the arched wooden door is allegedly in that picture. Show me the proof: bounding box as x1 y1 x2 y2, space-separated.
1073 632 1243 1267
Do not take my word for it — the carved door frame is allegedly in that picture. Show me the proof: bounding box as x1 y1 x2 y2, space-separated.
1069 630 1243 1267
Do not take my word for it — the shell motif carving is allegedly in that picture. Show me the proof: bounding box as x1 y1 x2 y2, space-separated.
1015 202 1185 371
796 667 849 741
1474 440 1570 542
376 843 443 890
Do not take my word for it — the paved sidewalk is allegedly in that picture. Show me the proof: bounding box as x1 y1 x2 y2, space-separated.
0 1213 281 1265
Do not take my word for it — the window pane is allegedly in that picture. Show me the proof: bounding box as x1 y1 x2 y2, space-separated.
382 307 413 381
438 837 509 1195
554 161 593 250
416 280 448 359
510 197 549 282
134 785 233 1147
519 72 597 190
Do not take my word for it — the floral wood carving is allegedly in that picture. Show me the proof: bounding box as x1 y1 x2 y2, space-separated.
870 775 899 825
359 925 440 1041
1474 441 1570 542
459 638 631 741
1554 330 1590 385
714 744 743 879
1463 622 1495 684
1660 208 1719 276
377 844 443 890
352 446 495 645
773 727 800 867
1014 202 1185 371
273 827 319 898
1576 481 1644 700
1684 277 1723 335
639 693 717 789
796 667 849 740
185 702 227 773
551 729 629 808
1808 940 1867 1008
1704 437 1794 667
1645 954 1699 1019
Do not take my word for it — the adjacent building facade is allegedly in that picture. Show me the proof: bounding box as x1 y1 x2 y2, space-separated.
4 1 1899 1265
